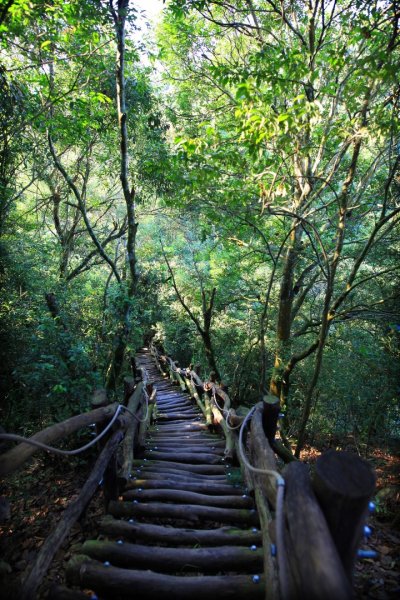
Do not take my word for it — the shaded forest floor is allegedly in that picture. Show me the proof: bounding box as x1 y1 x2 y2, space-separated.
0 440 399 599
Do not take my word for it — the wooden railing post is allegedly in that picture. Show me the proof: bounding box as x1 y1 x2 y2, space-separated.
284 461 353 600
312 449 376 580
90 388 119 507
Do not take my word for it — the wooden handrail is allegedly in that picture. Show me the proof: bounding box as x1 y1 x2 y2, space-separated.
149 341 376 600
0 403 119 477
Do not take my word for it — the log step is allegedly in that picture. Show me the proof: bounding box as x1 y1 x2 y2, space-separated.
99 515 262 546
156 413 201 420
66 555 265 600
145 443 225 452
141 451 224 464
124 478 244 495
54 349 265 600
132 459 227 474
108 500 259 525
122 488 254 508
130 470 229 483
81 539 263 573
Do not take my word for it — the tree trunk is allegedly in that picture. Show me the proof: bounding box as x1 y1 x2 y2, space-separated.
106 0 139 389
201 330 221 382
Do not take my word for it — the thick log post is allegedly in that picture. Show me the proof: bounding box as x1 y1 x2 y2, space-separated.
312 449 376 579
118 382 144 486
246 403 280 600
186 371 213 425
20 430 124 600
284 461 353 600
249 403 278 509
90 389 119 506
123 376 136 404
210 406 235 460
261 393 280 445
175 370 187 392
137 384 157 448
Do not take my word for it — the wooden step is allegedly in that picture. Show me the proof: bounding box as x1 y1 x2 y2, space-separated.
108 500 259 525
124 478 244 495
132 459 227 474
131 470 229 483
67 555 265 600
80 539 263 573
141 451 224 465
99 515 262 546
122 488 254 508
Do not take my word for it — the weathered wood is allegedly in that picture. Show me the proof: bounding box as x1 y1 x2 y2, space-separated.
284 461 353 600
122 488 254 508
137 398 156 449
253 485 280 600
20 430 124 600
141 451 223 465
67 555 265 599
185 374 212 425
145 446 224 458
91 388 109 408
131 469 228 483
132 459 226 474
103 445 119 507
81 539 263 573
125 478 244 495
312 449 376 579
154 423 208 432
262 394 280 445
211 406 235 460
0 403 119 477
118 382 144 485
146 440 226 449
157 411 200 420
249 403 278 508
123 376 136 404
175 370 187 392
108 500 259 525
272 439 297 463
99 514 262 546
149 432 217 440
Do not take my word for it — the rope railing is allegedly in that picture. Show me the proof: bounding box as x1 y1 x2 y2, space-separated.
149 341 376 600
0 365 154 600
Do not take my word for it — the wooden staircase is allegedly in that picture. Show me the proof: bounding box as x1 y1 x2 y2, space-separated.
57 350 266 599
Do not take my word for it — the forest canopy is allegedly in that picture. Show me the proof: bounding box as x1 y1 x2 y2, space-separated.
0 0 399 457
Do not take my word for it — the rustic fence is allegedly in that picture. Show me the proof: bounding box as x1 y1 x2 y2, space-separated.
0 344 377 600
149 342 376 600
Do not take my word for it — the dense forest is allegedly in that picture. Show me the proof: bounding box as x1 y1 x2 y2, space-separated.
0 0 399 454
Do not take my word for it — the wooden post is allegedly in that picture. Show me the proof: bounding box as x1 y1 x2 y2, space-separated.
137 384 157 448
312 450 376 579
20 430 123 600
123 376 136 404
184 374 212 425
90 389 118 507
284 461 353 600
118 382 144 487
261 393 280 445
249 403 278 508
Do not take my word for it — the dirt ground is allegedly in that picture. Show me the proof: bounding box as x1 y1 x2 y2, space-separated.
0 442 399 599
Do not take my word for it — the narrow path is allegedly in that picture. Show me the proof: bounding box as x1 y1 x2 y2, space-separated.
57 349 266 599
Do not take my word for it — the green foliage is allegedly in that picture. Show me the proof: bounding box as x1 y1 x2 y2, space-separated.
0 0 399 455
